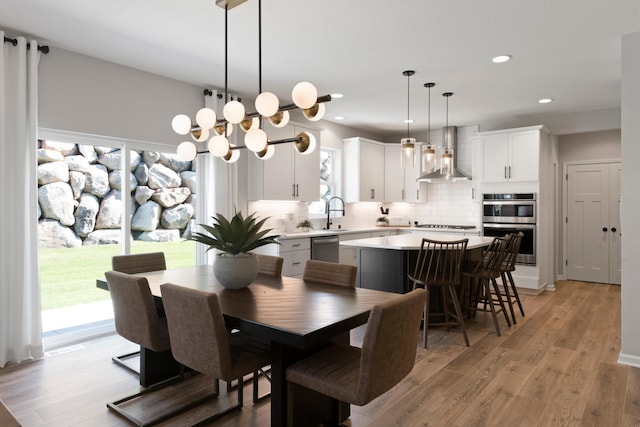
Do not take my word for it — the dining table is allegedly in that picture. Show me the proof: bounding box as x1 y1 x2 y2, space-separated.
97 265 403 427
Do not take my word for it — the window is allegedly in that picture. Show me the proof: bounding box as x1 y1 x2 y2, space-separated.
309 148 339 216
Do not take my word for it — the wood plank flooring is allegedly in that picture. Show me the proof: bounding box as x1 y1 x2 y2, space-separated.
1 280 638 426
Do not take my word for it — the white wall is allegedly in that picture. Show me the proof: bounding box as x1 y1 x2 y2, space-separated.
558 129 621 161
619 31 640 367
39 48 204 145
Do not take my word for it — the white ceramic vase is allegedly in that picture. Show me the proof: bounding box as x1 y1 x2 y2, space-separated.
214 252 258 289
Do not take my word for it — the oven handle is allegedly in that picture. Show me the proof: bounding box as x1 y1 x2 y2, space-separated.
482 200 536 206
483 223 536 230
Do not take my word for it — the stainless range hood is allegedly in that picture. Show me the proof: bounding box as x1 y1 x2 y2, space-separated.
417 126 470 182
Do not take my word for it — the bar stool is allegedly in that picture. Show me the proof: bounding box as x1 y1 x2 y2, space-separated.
408 238 469 348
462 237 512 336
499 232 525 324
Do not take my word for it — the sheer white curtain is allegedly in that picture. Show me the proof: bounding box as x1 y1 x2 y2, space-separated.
0 33 44 367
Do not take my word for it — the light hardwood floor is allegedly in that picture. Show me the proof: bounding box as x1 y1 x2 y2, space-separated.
1 280 639 426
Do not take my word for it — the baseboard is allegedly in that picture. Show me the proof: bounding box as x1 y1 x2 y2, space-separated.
617 352 640 368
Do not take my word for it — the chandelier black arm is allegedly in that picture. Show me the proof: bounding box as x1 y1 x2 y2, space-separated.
195 136 302 154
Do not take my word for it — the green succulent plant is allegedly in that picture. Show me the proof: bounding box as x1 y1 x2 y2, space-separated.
190 210 279 255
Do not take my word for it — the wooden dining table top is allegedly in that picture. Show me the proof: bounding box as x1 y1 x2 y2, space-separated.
123 265 402 349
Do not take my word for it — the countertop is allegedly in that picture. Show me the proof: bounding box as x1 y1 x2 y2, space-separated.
339 233 494 250
274 226 478 240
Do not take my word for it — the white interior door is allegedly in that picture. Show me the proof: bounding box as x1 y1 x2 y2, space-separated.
566 162 621 284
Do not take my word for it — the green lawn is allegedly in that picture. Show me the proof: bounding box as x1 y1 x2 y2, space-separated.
39 240 196 310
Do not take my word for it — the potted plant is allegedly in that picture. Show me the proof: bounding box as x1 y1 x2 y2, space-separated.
376 216 389 226
296 219 313 232
190 210 279 289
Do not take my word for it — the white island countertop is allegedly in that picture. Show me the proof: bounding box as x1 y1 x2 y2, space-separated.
339 233 494 251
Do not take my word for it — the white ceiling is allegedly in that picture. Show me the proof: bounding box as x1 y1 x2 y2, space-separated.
2 0 640 138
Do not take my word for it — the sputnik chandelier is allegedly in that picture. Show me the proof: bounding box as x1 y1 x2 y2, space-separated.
172 0 331 162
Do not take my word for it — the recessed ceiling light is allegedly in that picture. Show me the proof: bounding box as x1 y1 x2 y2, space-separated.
404 119 414 124
334 116 344 120
331 93 344 99
492 55 512 63
538 98 553 104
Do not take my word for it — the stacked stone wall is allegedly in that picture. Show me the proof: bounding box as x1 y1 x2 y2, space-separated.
37 141 196 248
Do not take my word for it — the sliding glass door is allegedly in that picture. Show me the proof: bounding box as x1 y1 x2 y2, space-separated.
37 130 196 348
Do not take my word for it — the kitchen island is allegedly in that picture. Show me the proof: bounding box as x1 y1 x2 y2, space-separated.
340 233 494 293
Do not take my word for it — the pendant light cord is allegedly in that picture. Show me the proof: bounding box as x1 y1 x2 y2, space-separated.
406 73 410 138
427 85 431 144
225 4 228 104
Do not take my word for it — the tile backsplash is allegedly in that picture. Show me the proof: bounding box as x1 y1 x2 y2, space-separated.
249 181 481 232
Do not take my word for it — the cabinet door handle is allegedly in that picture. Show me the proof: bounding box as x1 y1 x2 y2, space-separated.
416 189 419 200
296 184 299 197
602 227 608 232
292 184 296 197
611 227 617 232
292 243 302 247
472 188 475 199
401 189 405 200
508 166 511 179
504 166 507 179
292 261 302 265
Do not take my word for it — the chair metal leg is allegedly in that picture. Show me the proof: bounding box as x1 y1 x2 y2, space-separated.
107 374 216 427
112 350 140 376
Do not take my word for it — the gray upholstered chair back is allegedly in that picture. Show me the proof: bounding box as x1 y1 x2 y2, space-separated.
112 252 166 274
161 284 233 381
356 288 426 405
303 260 357 287
104 270 170 352
256 254 284 277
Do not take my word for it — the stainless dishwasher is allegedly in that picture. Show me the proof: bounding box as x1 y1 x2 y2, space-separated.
310 235 339 263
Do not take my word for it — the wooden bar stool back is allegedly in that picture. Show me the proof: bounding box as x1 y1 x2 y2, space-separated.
408 238 469 348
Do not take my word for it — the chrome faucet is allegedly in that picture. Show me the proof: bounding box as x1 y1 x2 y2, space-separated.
326 196 346 230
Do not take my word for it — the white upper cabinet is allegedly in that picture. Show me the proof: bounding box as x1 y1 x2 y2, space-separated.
480 128 541 183
247 122 320 201
384 144 426 203
343 137 385 202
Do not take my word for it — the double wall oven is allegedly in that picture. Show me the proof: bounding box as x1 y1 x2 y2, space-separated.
482 193 536 265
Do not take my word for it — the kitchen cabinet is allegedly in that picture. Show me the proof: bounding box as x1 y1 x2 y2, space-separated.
479 128 540 183
342 137 385 202
248 122 320 201
471 136 483 201
384 144 427 203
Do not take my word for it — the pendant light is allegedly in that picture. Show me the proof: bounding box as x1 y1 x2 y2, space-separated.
441 92 454 177
421 82 436 173
400 70 416 168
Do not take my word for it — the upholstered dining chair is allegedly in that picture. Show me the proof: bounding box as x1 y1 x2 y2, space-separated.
408 237 469 348
285 288 427 426
303 259 357 287
110 251 166 374
256 254 284 277
462 236 512 336
498 232 525 324
160 283 272 425
105 270 188 427
303 259 358 345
